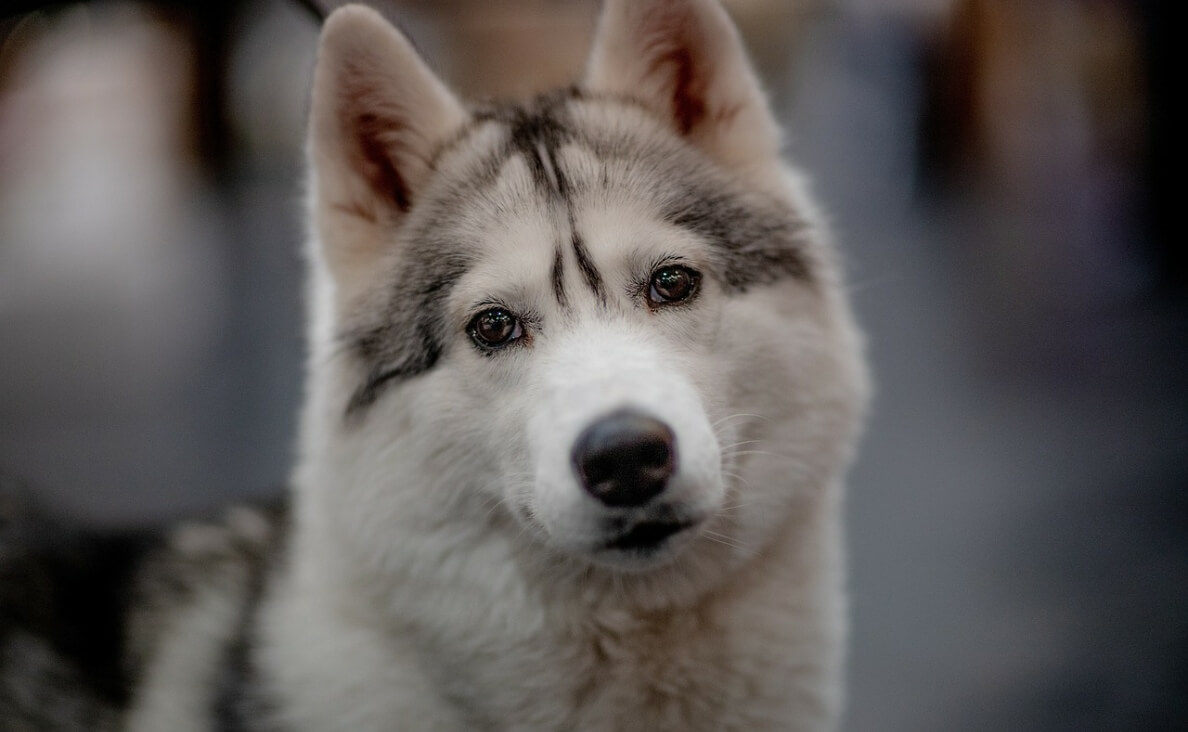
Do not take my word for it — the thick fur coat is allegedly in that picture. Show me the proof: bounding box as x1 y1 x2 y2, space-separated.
0 1 868 730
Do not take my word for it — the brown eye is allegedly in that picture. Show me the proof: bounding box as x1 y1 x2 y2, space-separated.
468 308 522 349
648 265 699 305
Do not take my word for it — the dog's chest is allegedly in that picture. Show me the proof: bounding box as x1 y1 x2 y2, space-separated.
433 606 787 731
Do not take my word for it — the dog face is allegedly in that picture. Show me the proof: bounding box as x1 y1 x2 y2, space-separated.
299 1 867 588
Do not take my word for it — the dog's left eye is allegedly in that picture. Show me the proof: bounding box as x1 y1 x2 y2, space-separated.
648 265 700 306
468 308 522 350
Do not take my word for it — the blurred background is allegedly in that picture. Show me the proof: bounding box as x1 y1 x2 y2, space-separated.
0 0 1183 729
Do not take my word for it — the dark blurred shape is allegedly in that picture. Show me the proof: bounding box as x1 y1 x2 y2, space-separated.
918 0 1154 358
1141 0 1184 294
0 472 159 721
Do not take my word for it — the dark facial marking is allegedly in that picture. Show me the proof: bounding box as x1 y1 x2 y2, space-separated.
503 102 572 200
344 251 473 417
663 183 811 291
551 245 568 308
485 92 611 304
570 226 607 304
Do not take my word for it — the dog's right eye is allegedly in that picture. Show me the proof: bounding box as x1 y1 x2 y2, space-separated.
468 308 522 350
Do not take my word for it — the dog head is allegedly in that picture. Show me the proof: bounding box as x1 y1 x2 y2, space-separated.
298 0 868 595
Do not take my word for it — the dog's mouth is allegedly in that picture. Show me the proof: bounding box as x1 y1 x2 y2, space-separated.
604 519 694 552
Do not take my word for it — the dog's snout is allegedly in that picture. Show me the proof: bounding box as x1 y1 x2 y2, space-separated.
572 410 676 507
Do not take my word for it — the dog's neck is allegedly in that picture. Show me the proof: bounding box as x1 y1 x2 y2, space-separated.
261 483 843 731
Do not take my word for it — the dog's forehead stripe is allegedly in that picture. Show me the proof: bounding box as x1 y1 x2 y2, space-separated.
550 245 568 310
570 226 607 303
492 96 611 307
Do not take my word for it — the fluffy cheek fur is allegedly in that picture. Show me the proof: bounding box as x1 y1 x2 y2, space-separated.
299 359 530 602
705 282 869 559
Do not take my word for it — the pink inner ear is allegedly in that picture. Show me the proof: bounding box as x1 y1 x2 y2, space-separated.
634 6 718 138
656 45 708 135
352 111 411 214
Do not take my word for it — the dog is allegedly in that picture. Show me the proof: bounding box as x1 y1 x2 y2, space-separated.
0 1 868 729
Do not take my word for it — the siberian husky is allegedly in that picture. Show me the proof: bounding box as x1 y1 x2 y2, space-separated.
0 1 868 730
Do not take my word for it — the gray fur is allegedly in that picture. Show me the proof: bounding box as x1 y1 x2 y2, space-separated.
1 631 118 732
343 250 474 416
0 485 287 732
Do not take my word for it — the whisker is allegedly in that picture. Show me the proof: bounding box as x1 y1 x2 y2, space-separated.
700 529 748 551
721 470 751 489
726 450 796 460
717 497 760 514
719 439 764 452
711 413 771 430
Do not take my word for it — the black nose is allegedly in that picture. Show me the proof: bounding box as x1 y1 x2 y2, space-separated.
572 410 676 507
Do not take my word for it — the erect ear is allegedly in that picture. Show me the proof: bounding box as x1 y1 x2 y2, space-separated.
309 5 465 284
585 0 781 179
